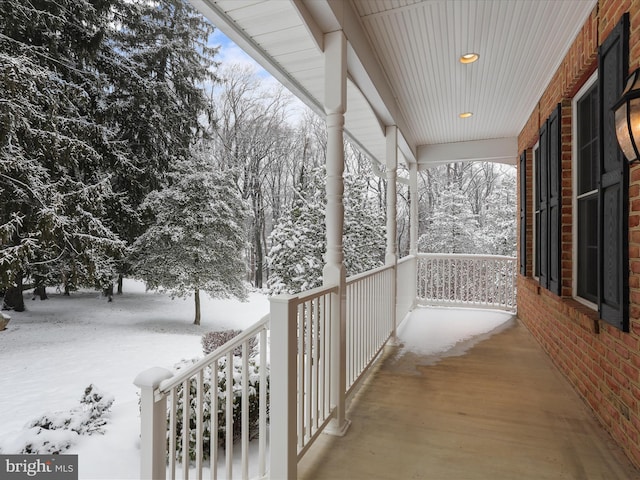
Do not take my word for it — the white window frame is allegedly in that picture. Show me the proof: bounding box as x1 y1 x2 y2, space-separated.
571 71 598 310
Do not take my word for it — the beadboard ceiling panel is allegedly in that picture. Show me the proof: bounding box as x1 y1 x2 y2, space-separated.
193 0 597 167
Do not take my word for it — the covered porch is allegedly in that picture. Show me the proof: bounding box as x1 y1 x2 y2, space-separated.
133 1 640 478
298 312 637 480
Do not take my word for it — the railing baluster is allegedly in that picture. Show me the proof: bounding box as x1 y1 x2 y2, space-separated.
210 361 217 480
241 341 249 480
182 379 190 480
297 302 304 450
196 371 204 480
258 329 267 478
305 300 312 444
169 388 177 480
225 352 233 480
312 297 319 431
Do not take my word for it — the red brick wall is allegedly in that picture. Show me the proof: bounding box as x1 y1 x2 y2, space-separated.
517 0 640 468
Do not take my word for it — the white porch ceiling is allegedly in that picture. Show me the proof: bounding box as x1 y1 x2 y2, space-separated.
191 0 596 168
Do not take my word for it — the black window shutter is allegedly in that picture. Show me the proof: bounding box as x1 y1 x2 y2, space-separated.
519 150 527 275
548 104 562 296
539 120 549 289
598 14 629 331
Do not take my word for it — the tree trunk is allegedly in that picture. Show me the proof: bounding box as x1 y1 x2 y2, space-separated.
194 288 201 325
33 285 47 301
3 273 25 312
103 283 113 302
117 274 123 295
254 224 263 288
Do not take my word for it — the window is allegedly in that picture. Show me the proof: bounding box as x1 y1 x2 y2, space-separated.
573 73 598 307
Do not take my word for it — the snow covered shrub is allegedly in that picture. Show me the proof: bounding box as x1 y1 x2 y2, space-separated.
202 329 257 356
15 385 114 454
170 354 268 463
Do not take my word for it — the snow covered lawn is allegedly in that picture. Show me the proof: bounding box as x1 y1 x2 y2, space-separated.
0 279 269 479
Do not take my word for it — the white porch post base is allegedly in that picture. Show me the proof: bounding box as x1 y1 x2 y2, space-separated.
134 367 173 480
325 417 352 437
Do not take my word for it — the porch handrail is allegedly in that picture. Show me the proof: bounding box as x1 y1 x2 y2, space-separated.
417 253 517 312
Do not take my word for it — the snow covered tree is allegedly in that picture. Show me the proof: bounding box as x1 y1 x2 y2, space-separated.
0 0 220 304
267 165 385 294
105 0 219 290
477 171 517 256
416 162 516 256
266 176 326 294
0 0 127 307
418 184 479 254
130 147 248 325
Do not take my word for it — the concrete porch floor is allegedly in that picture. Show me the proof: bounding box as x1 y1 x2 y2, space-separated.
298 316 640 480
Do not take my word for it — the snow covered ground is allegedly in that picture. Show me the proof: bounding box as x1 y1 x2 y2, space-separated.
0 279 269 479
0 282 512 479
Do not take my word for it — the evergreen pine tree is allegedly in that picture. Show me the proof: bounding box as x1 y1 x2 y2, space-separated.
267 166 385 294
0 0 127 308
130 148 248 325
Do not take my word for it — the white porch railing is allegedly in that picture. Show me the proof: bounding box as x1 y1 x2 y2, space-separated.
345 264 395 396
416 253 517 312
134 315 270 480
135 253 517 479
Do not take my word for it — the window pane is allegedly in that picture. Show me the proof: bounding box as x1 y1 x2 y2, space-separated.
577 83 598 195
577 194 598 302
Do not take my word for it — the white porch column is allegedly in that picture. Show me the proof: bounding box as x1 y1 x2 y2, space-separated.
385 125 398 264
409 162 419 255
385 126 398 340
323 30 349 436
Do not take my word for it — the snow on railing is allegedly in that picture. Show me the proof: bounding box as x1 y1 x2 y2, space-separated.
345 264 395 396
134 315 270 480
417 253 517 312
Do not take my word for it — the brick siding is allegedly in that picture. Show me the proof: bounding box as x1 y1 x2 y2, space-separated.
517 0 640 468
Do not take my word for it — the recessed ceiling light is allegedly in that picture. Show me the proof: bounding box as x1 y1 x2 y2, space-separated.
459 112 473 118
460 53 479 64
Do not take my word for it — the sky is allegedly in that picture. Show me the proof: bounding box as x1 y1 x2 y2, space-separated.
207 24 308 123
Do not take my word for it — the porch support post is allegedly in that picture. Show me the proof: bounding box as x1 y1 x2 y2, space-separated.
409 162 419 255
385 125 398 341
134 367 173 480
269 295 298 480
323 29 349 436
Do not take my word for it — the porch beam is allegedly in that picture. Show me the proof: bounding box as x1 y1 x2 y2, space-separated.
323 29 350 436
417 137 518 167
